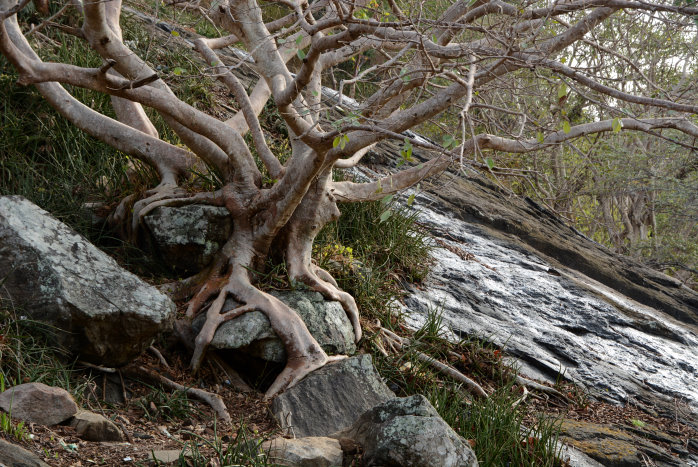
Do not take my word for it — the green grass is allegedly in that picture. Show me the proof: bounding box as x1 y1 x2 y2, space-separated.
315 196 432 322
0 374 30 442
168 421 279 467
373 310 564 466
136 385 199 422
0 303 91 402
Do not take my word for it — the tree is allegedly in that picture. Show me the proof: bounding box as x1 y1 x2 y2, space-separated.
1 0 697 396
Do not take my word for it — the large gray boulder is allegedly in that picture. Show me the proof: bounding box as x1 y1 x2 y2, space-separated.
0 196 175 366
194 290 356 362
272 354 394 437
334 395 478 467
142 205 231 272
0 383 78 426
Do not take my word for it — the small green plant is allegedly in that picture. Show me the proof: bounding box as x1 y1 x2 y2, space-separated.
631 418 646 428
176 420 278 466
0 374 29 441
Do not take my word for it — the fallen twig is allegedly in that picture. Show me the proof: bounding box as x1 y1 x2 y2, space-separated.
515 375 571 403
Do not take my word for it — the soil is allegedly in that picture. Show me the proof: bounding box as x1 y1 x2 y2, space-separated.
0 349 279 466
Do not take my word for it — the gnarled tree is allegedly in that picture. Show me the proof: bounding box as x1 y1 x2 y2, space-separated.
1 0 697 396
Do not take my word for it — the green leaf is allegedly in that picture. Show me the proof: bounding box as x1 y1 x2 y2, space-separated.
486 157 495 169
171 30 180 37
339 134 349 149
407 193 416 206
311 90 319 97
379 209 393 223
375 180 383 194
333 136 341 148
442 134 456 149
381 194 394 206
612 117 623 133
295 35 303 46
297 49 306 60
172 67 185 76
562 120 571 134
536 131 544 143
558 83 568 99
400 138 413 161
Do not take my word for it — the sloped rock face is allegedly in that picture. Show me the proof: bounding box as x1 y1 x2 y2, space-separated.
194 290 356 362
335 395 478 467
272 355 394 437
559 419 683 466
0 196 175 366
142 205 231 272
361 145 698 429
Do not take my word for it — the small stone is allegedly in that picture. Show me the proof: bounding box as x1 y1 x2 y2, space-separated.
263 437 343 467
0 382 78 426
150 450 186 464
70 410 123 441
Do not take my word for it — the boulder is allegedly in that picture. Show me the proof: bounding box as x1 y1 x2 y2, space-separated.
262 437 344 467
272 354 394 437
0 382 77 426
195 290 356 362
0 439 51 467
333 395 478 467
70 410 123 441
0 196 175 367
142 205 231 272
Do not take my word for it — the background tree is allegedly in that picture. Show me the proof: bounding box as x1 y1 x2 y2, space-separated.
1 0 698 396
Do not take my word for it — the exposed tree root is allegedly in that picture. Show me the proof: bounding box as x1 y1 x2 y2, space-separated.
290 264 362 343
124 365 232 423
148 345 171 369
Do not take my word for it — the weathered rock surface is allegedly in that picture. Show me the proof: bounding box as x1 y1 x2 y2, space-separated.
272 354 394 437
0 196 176 367
0 439 51 467
0 383 77 426
559 419 681 466
334 395 478 467
70 410 123 441
262 437 344 467
142 205 231 272
356 149 698 424
194 290 356 362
